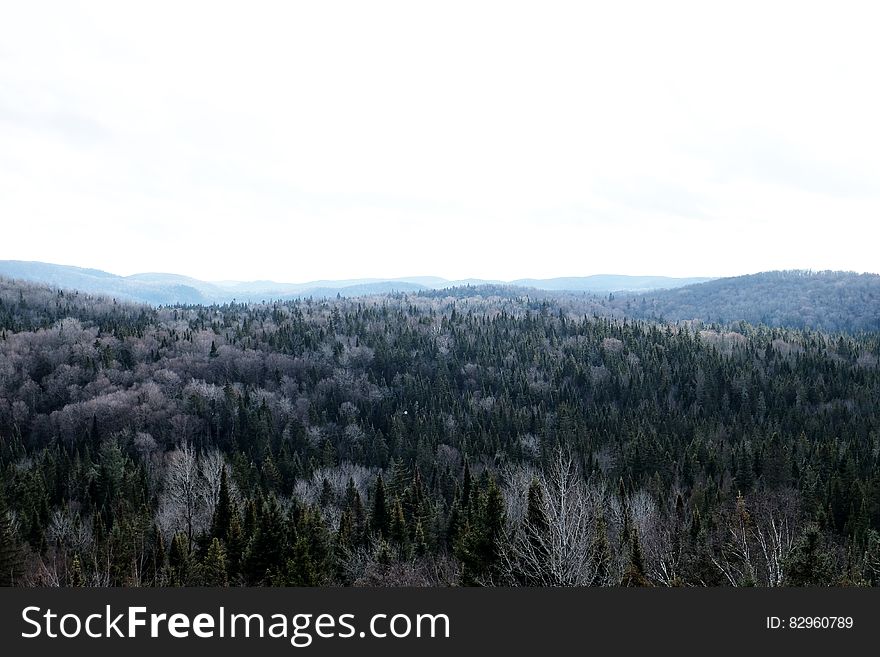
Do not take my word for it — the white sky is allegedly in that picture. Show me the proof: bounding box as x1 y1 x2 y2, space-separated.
1 0 879 282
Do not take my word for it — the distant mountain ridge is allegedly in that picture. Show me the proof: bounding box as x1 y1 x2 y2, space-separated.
0 262 877 333
511 275 713 292
610 270 880 333
0 260 709 305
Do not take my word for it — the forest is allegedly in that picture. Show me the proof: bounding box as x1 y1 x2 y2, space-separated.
1 275 880 587
608 270 880 333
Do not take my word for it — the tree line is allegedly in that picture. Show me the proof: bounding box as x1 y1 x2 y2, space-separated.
1 277 880 586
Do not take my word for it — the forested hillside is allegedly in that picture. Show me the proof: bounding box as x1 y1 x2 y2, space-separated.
1 277 880 587
0 261 711 306
613 271 880 333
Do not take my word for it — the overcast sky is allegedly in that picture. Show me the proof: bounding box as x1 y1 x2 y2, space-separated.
1 1 878 282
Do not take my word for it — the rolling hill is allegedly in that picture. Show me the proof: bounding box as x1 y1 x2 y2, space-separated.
613 270 880 332
0 261 709 305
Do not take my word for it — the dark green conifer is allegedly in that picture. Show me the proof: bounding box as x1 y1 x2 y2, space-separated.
202 537 228 586
371 474 389 538
211 467 233 540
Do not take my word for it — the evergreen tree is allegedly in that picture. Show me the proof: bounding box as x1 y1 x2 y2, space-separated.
335 509 355 578
211 466 234 541
319 477 334 508
371 475 389 538
785 524 836 586
482 478 506 578
457 477 506 584
461 460 473 510
413 519 429 557
202 538 228 586
69 553 85 587
592 512 612 585
169 532 191 586
522 478 549 585
286 507 331 586
622 528 651 586
243 495 287 584
225 511 245 583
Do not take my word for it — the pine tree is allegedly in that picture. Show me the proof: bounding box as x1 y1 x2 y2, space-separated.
390 497 409 551
243 495 287 584
457 477 506 585
335 509 355 577
286 507 331 586
27 510 46 555
261 455 283 492
320 438 337 469
69 553 85 587
286 532 318 586
225 511 245 582
211 467 233 541
785 524 836 586
413 519 429 557
482 478 506 577
622 528 651 586
343 479 367 547
522 478 549 585
388 458 409 498
461 460 472 510
169 532 191 586
375 539 392 566
201 538 228 586
243 499 258 537
319 478 334 508
446 500 463 548
592 512 612 585
371 474 389 538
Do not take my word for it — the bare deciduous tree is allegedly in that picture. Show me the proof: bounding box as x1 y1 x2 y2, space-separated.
503 450 609 586
711 492 798 586
158 442 208 545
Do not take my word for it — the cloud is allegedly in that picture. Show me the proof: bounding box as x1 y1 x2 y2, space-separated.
1 0 878 280
691 129 880 200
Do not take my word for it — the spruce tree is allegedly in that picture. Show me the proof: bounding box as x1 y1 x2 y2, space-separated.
371 474 389 538
225 511 245 583
390 497 409 551
347 484 367 547
169 532 190 586
69 553 85 587
622 528 650 587
482 478 506 576
319 478 334 508
461 460 472 510
243 495 287 584
413 519 429 557
457 477 506 585
592 512 612 585
202 538 228 586
522 478 549 585
785 524 836 586
286 507 330 586
335 509 355 575
211 467 233 541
